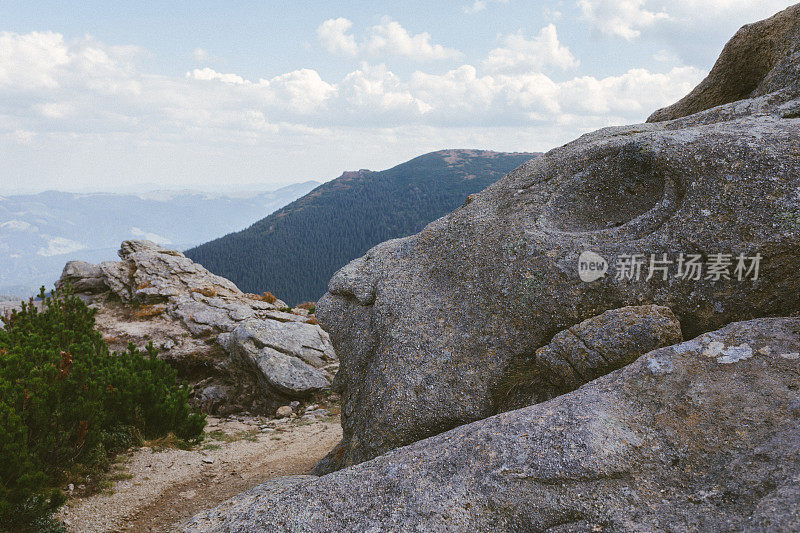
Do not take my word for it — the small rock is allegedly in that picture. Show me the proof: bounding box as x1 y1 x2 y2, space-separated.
202 458 214 464
290 401 300 409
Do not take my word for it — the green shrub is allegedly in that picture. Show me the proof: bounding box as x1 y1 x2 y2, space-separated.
0 287 205 530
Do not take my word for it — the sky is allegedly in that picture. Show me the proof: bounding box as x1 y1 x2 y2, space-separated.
0 0 795 194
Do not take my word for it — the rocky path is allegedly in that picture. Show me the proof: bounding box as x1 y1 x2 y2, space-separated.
57 414 341 532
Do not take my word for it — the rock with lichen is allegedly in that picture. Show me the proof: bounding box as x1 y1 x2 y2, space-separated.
56 240 337 415
185 317 800 532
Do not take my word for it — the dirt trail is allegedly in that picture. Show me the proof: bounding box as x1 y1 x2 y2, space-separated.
57 415 342 532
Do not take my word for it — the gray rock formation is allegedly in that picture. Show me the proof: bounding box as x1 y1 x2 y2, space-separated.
648 3 800 122
315 5 800 470
497 305 682 411
185 317 800 532
56 240 337 415
222 320 334 397
59 261 108 294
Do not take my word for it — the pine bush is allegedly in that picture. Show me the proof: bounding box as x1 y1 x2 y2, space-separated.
0 287 205 530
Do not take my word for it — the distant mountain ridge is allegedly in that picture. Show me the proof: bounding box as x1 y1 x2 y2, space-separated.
187 149 538 305
0 182 318 296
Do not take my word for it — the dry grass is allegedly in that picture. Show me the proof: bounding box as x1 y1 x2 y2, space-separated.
246 291 278 304
492 361 551 413
296 301 316 311
145 433 196 452
190 287 218 298
132 305 166 320
206 428 260 443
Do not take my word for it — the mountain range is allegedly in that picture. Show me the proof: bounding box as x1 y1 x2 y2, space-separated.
0 182 317 296
186 149 538 304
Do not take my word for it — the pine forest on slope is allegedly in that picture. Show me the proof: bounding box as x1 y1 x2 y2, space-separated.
187 150 538 305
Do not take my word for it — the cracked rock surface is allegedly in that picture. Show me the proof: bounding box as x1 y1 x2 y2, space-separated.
497 305 682 411
185 317 800 532
57 240 337 415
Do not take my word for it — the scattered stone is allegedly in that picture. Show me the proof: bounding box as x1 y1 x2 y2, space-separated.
275 406 293 418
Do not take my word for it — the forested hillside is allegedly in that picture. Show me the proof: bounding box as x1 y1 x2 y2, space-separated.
186 150 537 304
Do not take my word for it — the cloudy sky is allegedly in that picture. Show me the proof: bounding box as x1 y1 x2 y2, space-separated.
0 0 794 193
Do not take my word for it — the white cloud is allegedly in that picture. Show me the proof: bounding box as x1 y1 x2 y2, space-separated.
579 0 796 41
193 48 210 61
37 236 87 256
653 49 680 63
557 66 702 116
543 7 563 21
0 31 70 89
0 220 35 232
464 0 510 14
483 25 578 73
0 29 711 192
34 102 75 119
340 62 432 119
317 17 358 56
409 63 702 126
0 29 707 137
364 17 461 61
316 17 461 61
130 227 172 245
463 1 487 14
579 0 669 40
0 29 707 139
10 130 37 144
188 67 245 84
267 69 337 114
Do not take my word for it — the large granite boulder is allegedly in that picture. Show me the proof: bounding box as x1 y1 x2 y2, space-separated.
185 317 800 532
315 5 800 470
56 240 337 415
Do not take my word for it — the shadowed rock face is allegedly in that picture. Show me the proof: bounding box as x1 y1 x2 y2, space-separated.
314 6 800 471
185 317 800 532
497 305 682 411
